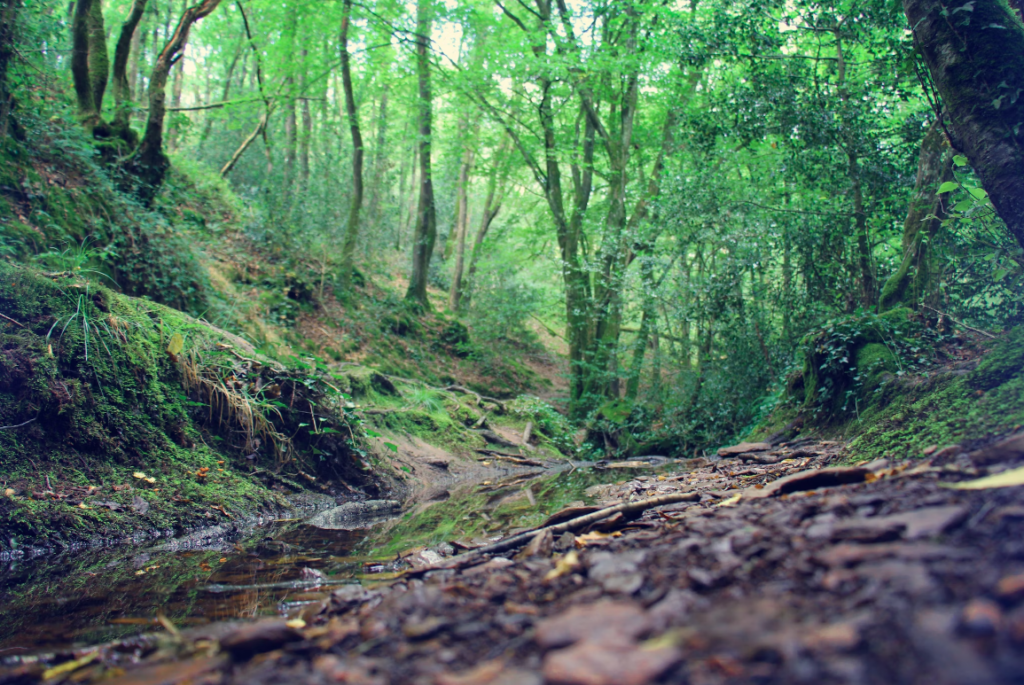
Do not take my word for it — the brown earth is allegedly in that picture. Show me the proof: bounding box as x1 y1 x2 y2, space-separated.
5 435 1024 685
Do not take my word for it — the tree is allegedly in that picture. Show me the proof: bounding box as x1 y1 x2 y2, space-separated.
338 0 365 295
128 0 223 200
0 0 19 138
904 0 1024 252
405 0 437 309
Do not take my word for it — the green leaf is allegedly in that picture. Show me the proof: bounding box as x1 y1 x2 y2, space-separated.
383 442 398 453
365 430 381 438
937 181 959 194
968 186 989 199
953 199 974 211
953 154 969 167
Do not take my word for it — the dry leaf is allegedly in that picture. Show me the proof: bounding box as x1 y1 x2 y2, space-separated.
717 494 742 507
574 531 619 548
286 619 306 629
3 488 14 497
544 550 580 581
167 332 184 356
943 465 1024 490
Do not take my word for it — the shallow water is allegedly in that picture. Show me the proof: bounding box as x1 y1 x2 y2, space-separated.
0 463 666 657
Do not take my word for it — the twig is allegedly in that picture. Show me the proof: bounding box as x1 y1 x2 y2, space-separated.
0 417 36 430
920 304 998 339
0 312 24 328
446 491 701 561
475 449 543 466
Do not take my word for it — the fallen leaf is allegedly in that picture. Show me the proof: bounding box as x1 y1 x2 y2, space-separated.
42 651 99 680
286 618 306 629
3 488 13 497
545 550 580 581
943 465 1024 490
132 471 156 484
574 531 620 547
167 332 184 356
717 494 742 507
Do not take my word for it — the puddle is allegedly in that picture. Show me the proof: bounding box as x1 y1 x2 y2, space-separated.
0 462 676 657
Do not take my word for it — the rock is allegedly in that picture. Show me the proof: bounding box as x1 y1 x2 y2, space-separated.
750 466 870 498
968 432 1024 466
534 600 651 648
219 620 304 659
718 442 772 457
132 496 149 515
542 640 681 685
307 500 401 529
959 598 1003 636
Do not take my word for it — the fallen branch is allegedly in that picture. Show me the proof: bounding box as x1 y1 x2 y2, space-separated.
0 312 24 328
920 304 998 339
451 491 701 560
445 384 506 411
0 417 36 430
475 449 543 466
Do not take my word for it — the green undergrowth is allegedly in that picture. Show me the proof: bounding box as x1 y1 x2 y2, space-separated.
748 317 1024 461
0 261 377 550
845 325 1024 460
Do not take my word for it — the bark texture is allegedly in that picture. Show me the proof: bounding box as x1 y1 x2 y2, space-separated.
405 0 437 309
111 0 148 136
0 0 19 138
339 0 364 294
879 120 953 311
904 0 1024 251
129 0 223 201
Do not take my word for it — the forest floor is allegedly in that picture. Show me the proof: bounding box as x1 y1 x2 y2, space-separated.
4 431 1024 685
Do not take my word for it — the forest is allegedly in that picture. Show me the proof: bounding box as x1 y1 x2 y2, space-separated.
0 0 1024 682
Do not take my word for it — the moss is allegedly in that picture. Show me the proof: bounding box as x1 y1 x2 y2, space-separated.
0 262 372 549
969 325 1024 391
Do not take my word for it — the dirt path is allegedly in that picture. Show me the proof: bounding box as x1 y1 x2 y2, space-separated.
5 434 1024 685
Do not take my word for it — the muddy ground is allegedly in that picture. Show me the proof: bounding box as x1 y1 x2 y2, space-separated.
3 433 1024 685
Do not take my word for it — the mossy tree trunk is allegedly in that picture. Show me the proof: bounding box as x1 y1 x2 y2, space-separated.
904 0 1024 252
71 0 101 127
339 0 365 295
111 0 148 140
405 0 437 310
879 119 953 311
0 0 19 138
128 0 222 202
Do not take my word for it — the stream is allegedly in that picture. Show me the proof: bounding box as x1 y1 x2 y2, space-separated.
0 463 661 658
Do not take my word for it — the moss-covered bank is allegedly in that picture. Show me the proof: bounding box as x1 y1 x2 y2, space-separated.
0 261 379 551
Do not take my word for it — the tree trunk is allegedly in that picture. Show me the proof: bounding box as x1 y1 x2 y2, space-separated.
405 0 437 309
365 82 390 236
338 0 364 294
448 146 475 311
129 0 223 201
0 0 19 138
111 0 147 137
625 255 656 402
199 35 240 144
462 135 510 307
879 119 953 311
87 0 109 116
71 0 100 126
903 0 1024 253
299 48 312 186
